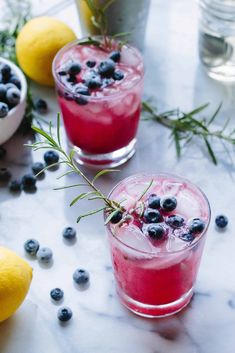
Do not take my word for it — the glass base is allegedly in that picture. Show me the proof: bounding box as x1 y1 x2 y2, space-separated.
70 139 136 168
203 66 235 83
117 286 194 318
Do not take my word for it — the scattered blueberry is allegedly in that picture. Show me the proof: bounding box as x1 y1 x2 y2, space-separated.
113 70 124 81
148 194 161 209
109 51 121 62
1 64 11 80
86 60 96 68
179 233 195 242
189 218 205 234
160 196 177 212
32 162 45 175
74 84 90 96
57 307 72 322
0 146 6 159
21 174 37 191
9 75 21 90
73 268 90 285
215 215 228 229
0 102 9 118
110 210 123 224
67 62 81 76
9 179 22 192
35 99 48 114
6 87 21 107
63 227 77 240
24 238 40 255
98 60 115 78
147 224 165 240
44 150 59 166
0 84 6 100
0 167 11 182
50 288 64 301
166 215 184 228
144 208 162 223
74 96 88 105
36 247 53 263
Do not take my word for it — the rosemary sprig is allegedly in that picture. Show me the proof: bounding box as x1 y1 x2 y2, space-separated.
142 101 235 165
26 114 125 223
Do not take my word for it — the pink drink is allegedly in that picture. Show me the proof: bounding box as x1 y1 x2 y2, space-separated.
106 174 211 317
52 39 144 167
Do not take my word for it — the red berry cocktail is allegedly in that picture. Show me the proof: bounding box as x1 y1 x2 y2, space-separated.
52 38 144 167
106 173 211 317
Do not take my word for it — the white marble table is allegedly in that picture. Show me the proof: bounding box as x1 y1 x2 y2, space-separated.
0 1 235 352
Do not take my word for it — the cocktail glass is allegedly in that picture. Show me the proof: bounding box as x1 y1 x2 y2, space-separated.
106 173 211 317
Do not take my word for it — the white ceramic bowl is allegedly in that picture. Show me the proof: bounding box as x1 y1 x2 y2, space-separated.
0 57 27 145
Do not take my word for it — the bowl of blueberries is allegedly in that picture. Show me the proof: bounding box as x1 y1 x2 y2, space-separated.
0 57 27 145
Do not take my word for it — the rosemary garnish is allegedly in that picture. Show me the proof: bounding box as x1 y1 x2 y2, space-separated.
26 115 125 223
142 101 235 165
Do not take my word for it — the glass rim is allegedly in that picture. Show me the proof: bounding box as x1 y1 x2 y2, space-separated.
52 36 144 101
105 172 211 255
199 0 235 12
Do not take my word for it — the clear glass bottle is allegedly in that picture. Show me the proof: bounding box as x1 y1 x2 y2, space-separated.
198 0 235 82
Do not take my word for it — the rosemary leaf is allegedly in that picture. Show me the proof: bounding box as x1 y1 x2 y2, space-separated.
92 169 119 183
203 137 217 165
77 208 106 223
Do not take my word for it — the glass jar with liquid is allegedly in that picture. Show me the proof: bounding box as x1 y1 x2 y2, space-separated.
198 0 235 82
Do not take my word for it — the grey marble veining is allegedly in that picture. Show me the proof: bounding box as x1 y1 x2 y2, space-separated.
0 1 235 352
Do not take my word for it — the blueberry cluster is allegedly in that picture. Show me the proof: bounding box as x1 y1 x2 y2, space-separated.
24 238 53 263
0 63 21 118
0 149 59 193
58 50 124 105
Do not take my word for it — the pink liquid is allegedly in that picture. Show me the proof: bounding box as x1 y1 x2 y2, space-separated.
107 174 210 317
53 41 144 155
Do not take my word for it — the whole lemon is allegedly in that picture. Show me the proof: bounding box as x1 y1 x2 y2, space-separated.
16 16 76 86
0 247 33 322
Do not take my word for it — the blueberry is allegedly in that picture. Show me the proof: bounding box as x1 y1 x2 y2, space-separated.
35 99 48 114
144 208 162 223
0 146 6 159
9 179 22 192
148 194 161 209
74 84 90 96
9 75 21 90
98 60 115 78
37 247 53 263
57 307 72 322
44 150 59 166
84 71 102 89
63 227 77 240
64 92 73 101
215 215 228 229
110 210 123 224
109 51 121 62
5 83 16 90
0 84 6 100
21 174 37 191
160 196 177 212
166 215 184 228
179 233 195 242
86 60 96 68
0 102 9 118
147 224 165 240
0 167 11 182
58 70 67 76
73 268 90 285
113 70 124 81
189 218 205 234
24 238 40 255
1 64 11 79
68 62 81 76
102 78 114 87
74 96 88 105
67 75 77 84
6 87 21 107
32 162 45 175
50 288 64 301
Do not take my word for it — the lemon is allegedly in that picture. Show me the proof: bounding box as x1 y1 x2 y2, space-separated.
0 247 33 322
16 16 76 86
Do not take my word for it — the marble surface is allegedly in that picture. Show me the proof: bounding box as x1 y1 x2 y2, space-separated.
0 1 235 352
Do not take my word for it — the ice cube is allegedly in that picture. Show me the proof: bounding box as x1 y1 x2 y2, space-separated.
88 103 103 114
176 189 201 219
162 180 184 196
115 192 136 210
125 181 155 198
121 47 140 67
117 224 152 253
112 103 126 117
